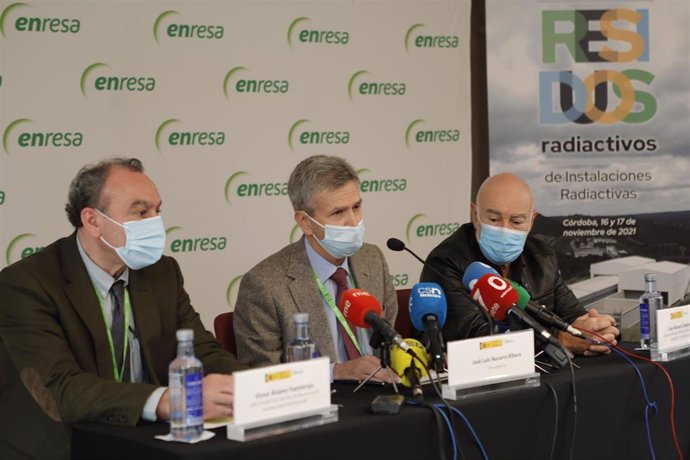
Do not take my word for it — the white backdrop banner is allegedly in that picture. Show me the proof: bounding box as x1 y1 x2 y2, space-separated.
0 0 473 329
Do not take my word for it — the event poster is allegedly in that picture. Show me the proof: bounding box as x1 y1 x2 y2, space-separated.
486 0 690 283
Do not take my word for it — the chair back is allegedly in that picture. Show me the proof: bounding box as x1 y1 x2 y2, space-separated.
213 312 237 355
393 288 415 338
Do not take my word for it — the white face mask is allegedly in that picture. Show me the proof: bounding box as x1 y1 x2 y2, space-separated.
303 212 365 259
97 209 166 270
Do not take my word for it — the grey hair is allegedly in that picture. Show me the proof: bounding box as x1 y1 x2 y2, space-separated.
287 155 359 214
65 157 144 228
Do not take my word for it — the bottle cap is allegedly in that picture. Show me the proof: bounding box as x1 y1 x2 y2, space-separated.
644 273 657 282
294 313 309 323
176 329 194 341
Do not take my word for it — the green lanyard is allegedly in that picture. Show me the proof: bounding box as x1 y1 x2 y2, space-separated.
313 271 362 355
94 285 131 383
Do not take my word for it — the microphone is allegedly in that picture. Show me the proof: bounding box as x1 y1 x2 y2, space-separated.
387 238 494 336
386 238 444 279
339 288 411 352
509 281 583 338
471 273 570 367
408 282 446 373
390 338 428 400
462 261 498 291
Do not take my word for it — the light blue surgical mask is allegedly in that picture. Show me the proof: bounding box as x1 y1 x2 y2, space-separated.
97 209 166 270
476 210 529 265
303 212 365 259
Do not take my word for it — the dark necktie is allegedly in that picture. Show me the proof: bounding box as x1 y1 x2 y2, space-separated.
330 268 361 360
110 280 129 382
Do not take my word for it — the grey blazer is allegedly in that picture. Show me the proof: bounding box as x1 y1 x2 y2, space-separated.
233 237 398 367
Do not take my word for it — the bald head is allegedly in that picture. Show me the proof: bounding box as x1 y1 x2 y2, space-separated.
472 173 536 233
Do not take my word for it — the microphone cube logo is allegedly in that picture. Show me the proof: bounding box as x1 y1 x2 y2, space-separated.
417 286 442 298
342 299 352 317
540 8 656 125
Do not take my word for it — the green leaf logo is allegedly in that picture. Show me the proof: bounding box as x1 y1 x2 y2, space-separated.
224 171 249 204
226 275 244 308
5 233 34 265
3 118 31 154
405 119 426 148
165 226 182 236
406 213 426 242
0 2 28 38
153 10 179 43
404 23 426 52
223 66 247 98
288 119 310 151
287 16 310 48
80 62 108 97
348 70 369 100
155 118 181 152
289 224 301 244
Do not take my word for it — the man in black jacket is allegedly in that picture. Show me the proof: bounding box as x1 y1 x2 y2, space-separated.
421 173 619 355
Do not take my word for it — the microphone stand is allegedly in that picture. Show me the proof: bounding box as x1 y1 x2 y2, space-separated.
353 330 399 394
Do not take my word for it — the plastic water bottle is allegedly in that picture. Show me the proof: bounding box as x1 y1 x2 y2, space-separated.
639 273 664 351
169 329 204 441
286 313 317 362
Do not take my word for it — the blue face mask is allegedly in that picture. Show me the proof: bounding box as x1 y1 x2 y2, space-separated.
304 212 365 259
477 215 529 265
97 210 166 270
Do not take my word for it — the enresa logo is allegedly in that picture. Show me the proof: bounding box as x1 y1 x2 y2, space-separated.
540 8 655 125
0 2 80 37
80 63 155 97
166 226 227 253
153 10 224 42
155 119 225 153
287 16 349 47
224 171 287 204
406 213 459 241
348 70 406 99
404 23 458 51
356 168 407 193
3 118 83 154
5 233 43 265
223 66 288 97
288 119 349 151
405 119 460 147
390 273 409 288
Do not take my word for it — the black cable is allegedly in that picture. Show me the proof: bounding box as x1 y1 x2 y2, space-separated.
406 399 449 460
409 350 467 460
565 351 578 460
544 382 559 460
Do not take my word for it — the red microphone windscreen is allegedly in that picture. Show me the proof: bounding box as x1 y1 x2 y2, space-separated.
470 273 519 321
338 288 382 328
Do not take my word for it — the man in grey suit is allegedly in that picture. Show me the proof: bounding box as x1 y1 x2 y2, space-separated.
0 158 245 459
234 155 400 383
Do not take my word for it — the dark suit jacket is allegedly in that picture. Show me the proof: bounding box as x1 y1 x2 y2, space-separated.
233 237 398 367
421 222 586 342
0 233 245 459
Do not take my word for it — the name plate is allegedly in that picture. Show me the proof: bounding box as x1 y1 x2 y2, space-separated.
447 330 535 388
657 305 690 353
233 357 330 426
